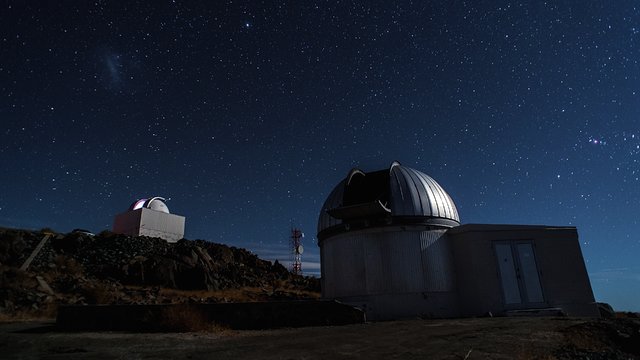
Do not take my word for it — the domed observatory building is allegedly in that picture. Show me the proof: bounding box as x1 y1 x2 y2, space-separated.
318 162 461 319
318 162 598 320
113 197 185 243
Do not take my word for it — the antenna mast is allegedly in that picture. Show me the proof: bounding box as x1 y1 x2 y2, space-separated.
290 228 303 275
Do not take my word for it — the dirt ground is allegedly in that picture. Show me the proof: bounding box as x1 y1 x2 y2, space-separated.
1 317 639 359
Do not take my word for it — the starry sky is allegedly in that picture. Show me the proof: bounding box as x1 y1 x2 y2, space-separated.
2 1 639 311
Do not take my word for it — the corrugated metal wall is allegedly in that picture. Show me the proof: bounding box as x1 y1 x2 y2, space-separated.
420 230 455 292
322 228 455 298
322 234 365 297
373 232 424 293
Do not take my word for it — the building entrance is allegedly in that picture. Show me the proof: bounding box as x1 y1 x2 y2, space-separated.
494 241 545 307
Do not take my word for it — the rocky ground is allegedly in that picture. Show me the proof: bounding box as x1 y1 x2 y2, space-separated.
1 316 640 359
0 227 320 319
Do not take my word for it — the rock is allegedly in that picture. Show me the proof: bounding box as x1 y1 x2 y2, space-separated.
144 256 178 288
205 243 234 264
598 302 616 319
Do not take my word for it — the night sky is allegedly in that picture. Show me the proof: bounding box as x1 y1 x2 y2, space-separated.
2 2 639 311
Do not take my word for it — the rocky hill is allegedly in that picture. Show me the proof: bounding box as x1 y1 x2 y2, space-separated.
0 227 320 319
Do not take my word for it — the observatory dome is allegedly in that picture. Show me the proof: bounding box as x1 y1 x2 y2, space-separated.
129 197 170 214
318 162 459 239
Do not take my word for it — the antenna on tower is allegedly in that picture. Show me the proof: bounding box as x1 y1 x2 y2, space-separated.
290 227 303 275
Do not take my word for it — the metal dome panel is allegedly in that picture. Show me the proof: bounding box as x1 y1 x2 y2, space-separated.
389 164 459 220
317 162 460 238
128 197 170 214
145 197 170 214
317 179 345 234
130 199 147 211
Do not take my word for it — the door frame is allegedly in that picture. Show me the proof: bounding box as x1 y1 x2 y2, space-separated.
493 240 547 309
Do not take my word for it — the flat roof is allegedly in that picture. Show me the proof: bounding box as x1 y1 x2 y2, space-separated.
447 223 577 234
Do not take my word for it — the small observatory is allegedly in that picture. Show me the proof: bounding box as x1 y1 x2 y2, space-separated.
113 197 185 243
317 162 598 320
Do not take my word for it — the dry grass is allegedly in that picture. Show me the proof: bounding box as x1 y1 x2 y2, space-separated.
158 305 231 333
82 283 117 304
154 286 320 303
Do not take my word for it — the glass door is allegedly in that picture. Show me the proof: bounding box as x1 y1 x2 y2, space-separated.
494 241 545 307
495 243 521 304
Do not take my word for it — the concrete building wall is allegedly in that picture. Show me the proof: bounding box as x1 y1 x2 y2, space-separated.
448 224 599 317
533 236 599 316
113 209 143 237
139 208 185 243
113 208 185 243
448 229 504 316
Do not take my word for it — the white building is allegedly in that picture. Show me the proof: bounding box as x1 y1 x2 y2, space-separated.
317 162 598 320
113 197 185 243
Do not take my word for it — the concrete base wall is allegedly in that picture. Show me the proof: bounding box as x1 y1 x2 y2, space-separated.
57 301 365 331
